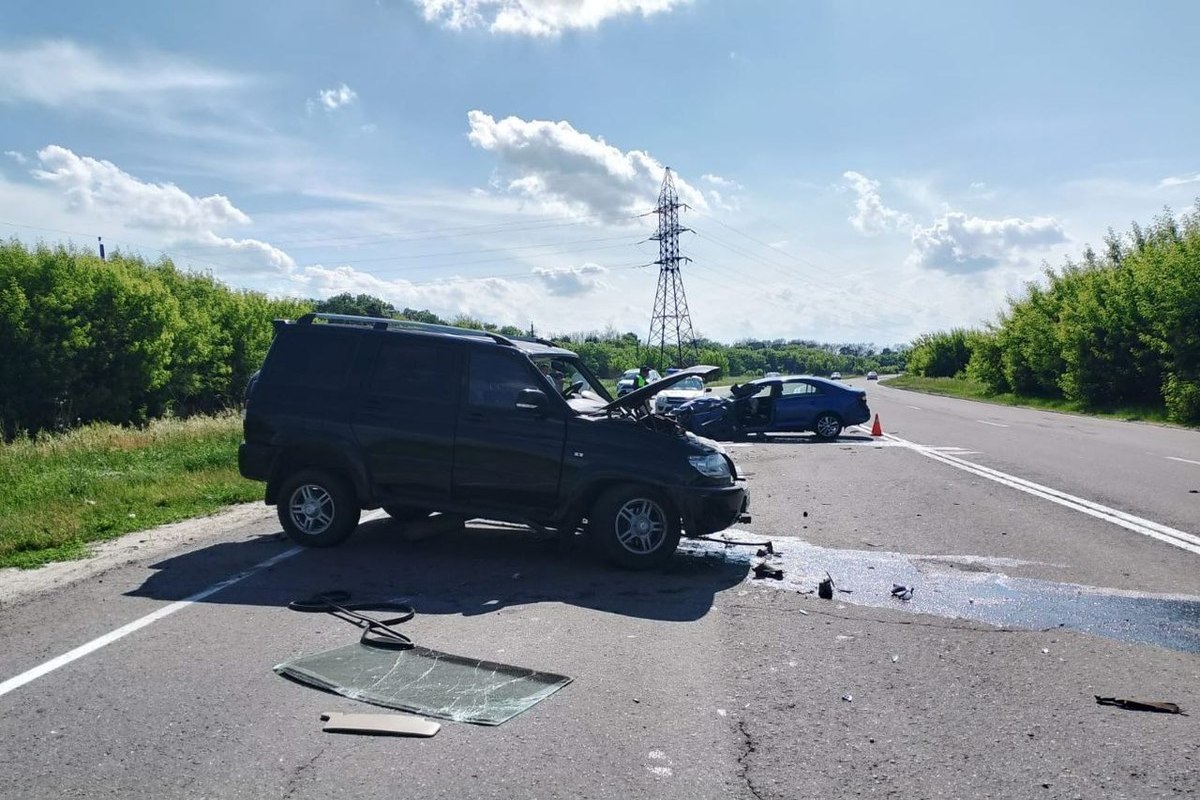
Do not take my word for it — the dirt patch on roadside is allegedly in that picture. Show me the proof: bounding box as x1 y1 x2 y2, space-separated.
0 503 276 609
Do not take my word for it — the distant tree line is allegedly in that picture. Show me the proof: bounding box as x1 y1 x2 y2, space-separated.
312 292 907 380
0 241 310 439
0 240 906 439
905 205 1200 424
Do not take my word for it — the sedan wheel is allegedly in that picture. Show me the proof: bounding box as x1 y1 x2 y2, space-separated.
813 413 843 440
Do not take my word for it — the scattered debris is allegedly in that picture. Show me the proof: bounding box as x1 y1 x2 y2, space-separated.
891 654 899 663
818 573 835 600
320 711 440 738
890 584 914 601
1095 696 1183 714
796 609 809 616
841 694 853 702
752 562 784 580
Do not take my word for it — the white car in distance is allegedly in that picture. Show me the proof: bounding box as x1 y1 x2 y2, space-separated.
653 375 708 414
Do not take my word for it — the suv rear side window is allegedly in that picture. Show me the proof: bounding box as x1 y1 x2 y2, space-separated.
369 339 451 400
265 328 358 389
468 350 541 409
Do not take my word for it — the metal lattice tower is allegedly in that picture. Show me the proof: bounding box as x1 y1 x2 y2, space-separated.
645 168 699 370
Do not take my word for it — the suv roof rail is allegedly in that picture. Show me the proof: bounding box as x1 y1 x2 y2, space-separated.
295 312 519 347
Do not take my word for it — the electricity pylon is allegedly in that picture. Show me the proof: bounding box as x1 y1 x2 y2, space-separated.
645 168 699 370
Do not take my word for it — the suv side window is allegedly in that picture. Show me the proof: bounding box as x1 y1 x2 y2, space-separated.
369 339 450 400
468 349 542 409
265 328 357 389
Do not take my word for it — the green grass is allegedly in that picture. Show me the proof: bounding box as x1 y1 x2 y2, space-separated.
885 375 1184 426
0 412 260 569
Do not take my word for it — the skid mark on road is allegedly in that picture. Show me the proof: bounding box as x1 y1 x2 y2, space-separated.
860 429 1200 557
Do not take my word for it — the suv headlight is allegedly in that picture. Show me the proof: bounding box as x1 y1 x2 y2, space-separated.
688 453 730 479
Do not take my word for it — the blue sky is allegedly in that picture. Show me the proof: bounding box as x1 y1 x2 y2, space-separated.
2 0 1198 345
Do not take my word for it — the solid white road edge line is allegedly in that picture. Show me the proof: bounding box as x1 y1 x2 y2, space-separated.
870 430 1200 557
1165 456 1200 467
0 546 302 698
0 508 388 699
976 420 1009 427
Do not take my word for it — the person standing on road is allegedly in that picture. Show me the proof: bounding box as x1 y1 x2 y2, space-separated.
635 365 651 389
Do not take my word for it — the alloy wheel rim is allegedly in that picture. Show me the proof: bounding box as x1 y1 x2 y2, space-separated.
817 416 840 437
614 498 667 554
289 484 335 535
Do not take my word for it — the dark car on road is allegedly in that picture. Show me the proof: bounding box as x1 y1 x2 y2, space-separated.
670 375 871 441
239 313 749 569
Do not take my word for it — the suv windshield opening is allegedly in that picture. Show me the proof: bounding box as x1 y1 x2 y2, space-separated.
530 355 610 407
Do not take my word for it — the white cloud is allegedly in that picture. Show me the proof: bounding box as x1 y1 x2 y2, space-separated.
412 0 690 36
32 145 249 233
28 145 294 275
307 83 358 114
4 150 27 164
0 40 244 108
909 211 1067 274
842 170 912 234
702 173 741 189
467 110 706 222
533 263 608 295
1159 173 1200 188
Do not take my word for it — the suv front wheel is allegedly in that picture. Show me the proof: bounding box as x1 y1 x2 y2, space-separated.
590 484 681 570
277 468 361 547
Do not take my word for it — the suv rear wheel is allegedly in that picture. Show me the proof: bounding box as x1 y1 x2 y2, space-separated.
277 468 360 547
590 484 681 570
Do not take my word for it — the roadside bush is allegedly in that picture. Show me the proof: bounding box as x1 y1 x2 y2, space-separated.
906 329 972 378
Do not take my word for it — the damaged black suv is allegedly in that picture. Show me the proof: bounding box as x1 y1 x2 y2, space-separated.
239 313 749 568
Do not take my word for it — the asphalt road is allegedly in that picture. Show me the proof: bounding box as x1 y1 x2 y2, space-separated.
1 386 1197 799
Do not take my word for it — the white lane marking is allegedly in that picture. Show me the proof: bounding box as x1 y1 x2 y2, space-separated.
0 545 304 698
0 508 389 697
882 432 1200 556
977 420 1009 428
905 405 922 410
1165 456 1200 467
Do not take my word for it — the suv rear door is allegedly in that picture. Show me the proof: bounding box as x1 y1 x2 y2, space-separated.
352 335 461 504
453 348 567 512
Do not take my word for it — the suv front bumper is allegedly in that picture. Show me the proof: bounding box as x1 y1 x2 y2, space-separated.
669 484 749 537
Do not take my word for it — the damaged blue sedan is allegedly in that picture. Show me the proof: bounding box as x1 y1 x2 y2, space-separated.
670 375 871 441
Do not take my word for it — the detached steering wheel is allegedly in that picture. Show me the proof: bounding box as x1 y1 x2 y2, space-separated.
563 380 585 398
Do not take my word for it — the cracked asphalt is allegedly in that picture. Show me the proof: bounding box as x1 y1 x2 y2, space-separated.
0 386 1197 799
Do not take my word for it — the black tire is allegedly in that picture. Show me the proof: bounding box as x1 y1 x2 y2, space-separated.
276 468 360 547
813 413 843 441
383 504 433 522
589 484 682 570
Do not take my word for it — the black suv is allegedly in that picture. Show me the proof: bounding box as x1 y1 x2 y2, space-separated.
239 313 749 568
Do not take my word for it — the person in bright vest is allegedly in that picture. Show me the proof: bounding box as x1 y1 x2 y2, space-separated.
635 365 651 389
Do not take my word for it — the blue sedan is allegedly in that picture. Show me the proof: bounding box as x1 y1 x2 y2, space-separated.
671 375 871 440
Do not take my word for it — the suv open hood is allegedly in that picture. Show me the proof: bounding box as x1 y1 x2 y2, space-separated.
602 365 720 412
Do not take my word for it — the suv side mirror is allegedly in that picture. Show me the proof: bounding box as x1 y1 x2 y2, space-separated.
515 388 550 414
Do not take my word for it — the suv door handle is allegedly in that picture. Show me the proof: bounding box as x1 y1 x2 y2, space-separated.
361 397 385 412
465 411 487 423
